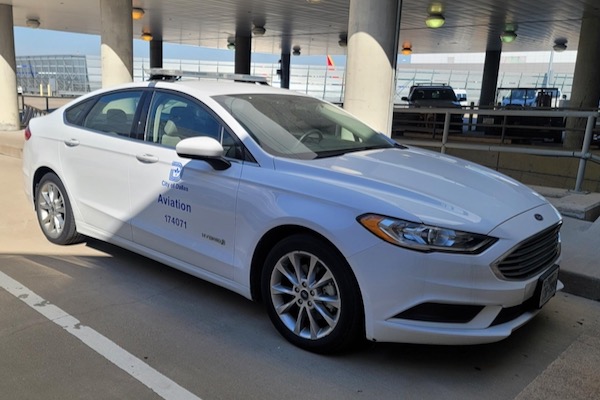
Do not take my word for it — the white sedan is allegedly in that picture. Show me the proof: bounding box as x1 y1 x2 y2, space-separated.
22 76 562 353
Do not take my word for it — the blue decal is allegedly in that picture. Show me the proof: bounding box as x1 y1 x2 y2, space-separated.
169 161 183 182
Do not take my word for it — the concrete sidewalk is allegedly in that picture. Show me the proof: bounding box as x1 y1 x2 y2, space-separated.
2 129 599 301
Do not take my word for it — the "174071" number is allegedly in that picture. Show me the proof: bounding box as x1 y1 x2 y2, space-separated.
164 214 187 229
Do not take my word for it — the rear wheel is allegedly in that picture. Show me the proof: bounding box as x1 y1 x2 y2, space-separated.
35 172 83 245
262 234 363 353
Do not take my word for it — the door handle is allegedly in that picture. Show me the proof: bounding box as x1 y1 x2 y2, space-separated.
136 153 159 164
64 139 80 147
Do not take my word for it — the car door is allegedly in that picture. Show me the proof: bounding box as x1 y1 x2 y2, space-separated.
129 90 244 279
59 89 145 240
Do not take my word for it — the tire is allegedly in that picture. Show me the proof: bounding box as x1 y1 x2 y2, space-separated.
35 172 83 245
261 234 364 353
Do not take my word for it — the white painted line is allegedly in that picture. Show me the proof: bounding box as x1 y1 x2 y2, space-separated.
0 270 202 400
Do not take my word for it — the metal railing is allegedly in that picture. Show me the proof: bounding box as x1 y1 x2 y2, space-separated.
19 104 47 127
393 106 600 193
18 95 76 128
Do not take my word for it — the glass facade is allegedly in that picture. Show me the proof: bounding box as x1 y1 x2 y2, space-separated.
16 55 93 95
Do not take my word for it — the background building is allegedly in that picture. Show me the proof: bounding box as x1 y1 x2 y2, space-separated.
16 51 577 106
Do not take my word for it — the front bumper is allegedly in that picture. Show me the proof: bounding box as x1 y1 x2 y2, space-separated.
348 203 562 345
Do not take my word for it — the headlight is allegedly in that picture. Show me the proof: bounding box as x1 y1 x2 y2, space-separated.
358 214 496 253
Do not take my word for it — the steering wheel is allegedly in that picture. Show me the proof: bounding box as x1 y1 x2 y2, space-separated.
298 129 324 144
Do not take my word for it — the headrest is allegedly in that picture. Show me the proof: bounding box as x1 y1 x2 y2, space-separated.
164 120 178 136
107 109 126 121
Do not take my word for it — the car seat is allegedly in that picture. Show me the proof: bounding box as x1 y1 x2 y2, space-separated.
106 109 129 135
161 119 182 147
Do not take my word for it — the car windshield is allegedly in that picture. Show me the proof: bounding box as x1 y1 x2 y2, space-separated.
213 93 395 159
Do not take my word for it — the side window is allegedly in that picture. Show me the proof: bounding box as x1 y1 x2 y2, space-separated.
65 99 94 125
220 127 246 160
146 92 234 147
146 92 222 147
145 92 244 159
82 91 143 137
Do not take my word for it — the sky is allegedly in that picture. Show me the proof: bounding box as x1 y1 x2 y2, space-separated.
13 27 342 66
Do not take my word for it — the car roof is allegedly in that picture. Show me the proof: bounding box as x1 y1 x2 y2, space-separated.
59 79 313 115
153 79 303 98
411 83 452 86
70 79 308 104
410 85 453 90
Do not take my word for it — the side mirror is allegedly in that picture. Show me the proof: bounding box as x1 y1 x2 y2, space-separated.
401 96 409 101
176 137 231 170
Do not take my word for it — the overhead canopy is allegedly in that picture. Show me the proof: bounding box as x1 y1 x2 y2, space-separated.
5 0 599 55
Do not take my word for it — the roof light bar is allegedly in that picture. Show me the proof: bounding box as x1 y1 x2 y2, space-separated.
146 68 269 84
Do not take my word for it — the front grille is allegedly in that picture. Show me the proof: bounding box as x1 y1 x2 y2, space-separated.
493 223 561 280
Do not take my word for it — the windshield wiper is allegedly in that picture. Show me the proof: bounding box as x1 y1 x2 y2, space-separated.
314 144 396 159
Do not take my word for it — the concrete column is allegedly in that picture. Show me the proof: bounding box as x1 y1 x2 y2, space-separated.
343 0 401 135
479 49 501 108
100 0 133 88
564 11 600 149
0 5 20 131
280 52 291 89
150 40 163 69
234 35 251 75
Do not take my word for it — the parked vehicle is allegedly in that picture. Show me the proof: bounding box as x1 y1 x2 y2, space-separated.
23 71 562 353
454 89 468 106
484 87 564 142
499 88 561 108
400 84 464 131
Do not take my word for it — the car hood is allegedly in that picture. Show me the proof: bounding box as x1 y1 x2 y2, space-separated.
274 147 548 234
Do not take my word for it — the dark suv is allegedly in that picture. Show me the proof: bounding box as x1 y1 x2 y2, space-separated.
402 85 461 107
399 84 464 130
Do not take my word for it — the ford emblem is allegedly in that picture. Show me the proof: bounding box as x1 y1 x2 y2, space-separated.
534 214 544 221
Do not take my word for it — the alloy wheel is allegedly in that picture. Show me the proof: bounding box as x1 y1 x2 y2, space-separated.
269 251 341 340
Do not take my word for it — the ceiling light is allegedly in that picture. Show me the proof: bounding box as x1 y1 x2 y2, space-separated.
306 0 322 3
401 41 412 55
425 13 445 28
141 32 153 41
553 39 567 52
500 30 517 43
252 26 266 36
227 36 236 50
132 7 145 20
26 18 40 29
292 45 301 56
553 43 567 52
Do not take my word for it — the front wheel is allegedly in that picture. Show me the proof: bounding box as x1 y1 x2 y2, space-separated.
35 172 83 245
262 234 364 353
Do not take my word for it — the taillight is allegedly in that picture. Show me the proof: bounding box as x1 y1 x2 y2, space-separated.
24 126 32 141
